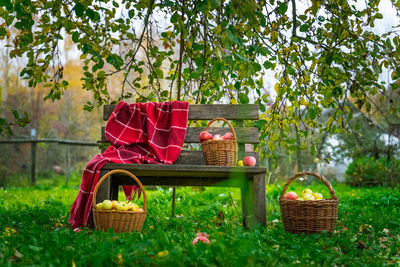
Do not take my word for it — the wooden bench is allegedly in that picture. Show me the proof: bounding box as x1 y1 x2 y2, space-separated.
96 104 267 228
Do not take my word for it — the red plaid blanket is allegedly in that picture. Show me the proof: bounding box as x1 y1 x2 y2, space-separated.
68 101 189 228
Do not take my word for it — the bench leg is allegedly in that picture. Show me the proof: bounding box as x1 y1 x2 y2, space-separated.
110 176 119 201
95 169 111 204
241 174 266 229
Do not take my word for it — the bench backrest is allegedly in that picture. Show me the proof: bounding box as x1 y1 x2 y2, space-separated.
102 104 260 166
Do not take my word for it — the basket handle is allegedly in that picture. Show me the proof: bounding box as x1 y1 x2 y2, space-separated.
203 117 237 140
280 171 337 200
92 169 147 211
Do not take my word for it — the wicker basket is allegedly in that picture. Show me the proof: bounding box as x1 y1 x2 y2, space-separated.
92 169 147 233
201 118 238 166
279 171 338 235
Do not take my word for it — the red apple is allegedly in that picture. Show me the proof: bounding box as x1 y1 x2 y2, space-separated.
199 131 213 142
243 156 256 166
222 132 233 140
212 134 223 140
284 191 298 200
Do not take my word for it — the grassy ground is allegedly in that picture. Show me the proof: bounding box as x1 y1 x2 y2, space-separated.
0 174 399 266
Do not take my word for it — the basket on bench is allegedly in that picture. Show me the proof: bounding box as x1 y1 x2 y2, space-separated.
279 171 338 235
201 118 238 166
92 169 147 233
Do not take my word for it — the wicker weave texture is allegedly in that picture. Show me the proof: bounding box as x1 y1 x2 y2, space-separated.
201 118 238 166
93 209 147 233
279 171 338 234
92 169 147 233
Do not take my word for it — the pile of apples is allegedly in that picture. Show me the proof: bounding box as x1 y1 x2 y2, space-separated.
199 131 233 142
284 188 324 201
95 199 144 212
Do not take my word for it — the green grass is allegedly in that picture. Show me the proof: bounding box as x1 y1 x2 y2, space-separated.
0 175 399 266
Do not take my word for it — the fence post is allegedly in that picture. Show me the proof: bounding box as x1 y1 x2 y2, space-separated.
65 145 71 187
31 141 36 185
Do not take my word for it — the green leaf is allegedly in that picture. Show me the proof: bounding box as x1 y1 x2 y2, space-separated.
0 28 6 37
74 2 85 17
238 93 249 104
308 107 316 120
170 12 179 23
72 32 79 43
12 109 20 120
197 0 208 12
299 24 309 32
106 54 124 71
263 61 273 69
278 2 288 14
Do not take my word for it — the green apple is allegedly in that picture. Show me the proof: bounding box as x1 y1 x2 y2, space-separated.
303 193 315 200
127 203 138 211
112 200 119 209
301 188 313 198
297 197 304 201
314 192 323 200
102 200 113 210
116 202 128 211
237 160 244 166
96 203 103 210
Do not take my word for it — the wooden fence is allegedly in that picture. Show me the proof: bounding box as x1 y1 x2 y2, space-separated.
0 139 98 185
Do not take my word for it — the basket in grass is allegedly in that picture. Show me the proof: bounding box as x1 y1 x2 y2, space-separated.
279 171 338 235
92 169 147 233
201 118 238 166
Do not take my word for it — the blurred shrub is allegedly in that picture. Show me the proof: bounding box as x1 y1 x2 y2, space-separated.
345 156 400 187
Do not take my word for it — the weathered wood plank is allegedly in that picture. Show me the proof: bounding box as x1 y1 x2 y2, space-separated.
253 173 266 226
101 163 266 177
106 175 246 187
103 104 259 121
97 149 259 165
101 127 259 144
176 150 259 165
241 178 257 229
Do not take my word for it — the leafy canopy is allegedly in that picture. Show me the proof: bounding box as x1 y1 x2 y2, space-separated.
1 0 400 156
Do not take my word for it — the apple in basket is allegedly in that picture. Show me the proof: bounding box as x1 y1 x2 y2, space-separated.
212 134 223 140
301 188 313 198
243 156 256 166
117 202 129 211
284 191 298 200
303 193 315 200
137 208 144 212
313 192 323 200
102 200 113 210
96 203 103 210
199 131 213 142
112 200 119 209
222 132 233 140
127 202 139 211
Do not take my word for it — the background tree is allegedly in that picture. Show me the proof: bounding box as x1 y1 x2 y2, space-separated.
1 0 400 169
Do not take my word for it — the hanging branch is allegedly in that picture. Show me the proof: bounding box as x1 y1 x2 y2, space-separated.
176 0 185 101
